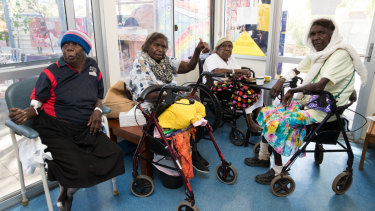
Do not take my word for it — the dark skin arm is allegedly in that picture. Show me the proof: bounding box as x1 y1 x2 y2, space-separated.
212 68 252 77
9 106 38 125
87 99 103 134
143 39 208 102
177 38 209 74
270 68 301 99
9 99 43 125
282 77 330 107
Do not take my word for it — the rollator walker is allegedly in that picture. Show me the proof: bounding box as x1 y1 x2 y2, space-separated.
129 85 238 210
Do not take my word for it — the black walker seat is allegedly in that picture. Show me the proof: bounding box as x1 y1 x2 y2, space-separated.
130 85 238 211
270 90 357 197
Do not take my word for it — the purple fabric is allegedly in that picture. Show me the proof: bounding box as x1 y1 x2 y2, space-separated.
306 95 333 113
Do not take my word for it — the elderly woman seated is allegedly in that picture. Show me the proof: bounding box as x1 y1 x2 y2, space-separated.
129 32 211 173
202 38 263 134
244 18 367 184
9 30 125 211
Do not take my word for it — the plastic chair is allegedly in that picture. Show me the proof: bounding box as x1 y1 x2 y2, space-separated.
4 77 117 211
359 113 375 170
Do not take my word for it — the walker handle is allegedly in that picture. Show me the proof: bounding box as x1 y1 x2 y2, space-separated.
137 85 191 102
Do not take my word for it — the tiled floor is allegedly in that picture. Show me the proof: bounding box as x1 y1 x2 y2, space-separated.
0 128 42 200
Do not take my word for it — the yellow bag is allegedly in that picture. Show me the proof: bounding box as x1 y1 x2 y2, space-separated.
103 81 135 119
158 99 206 130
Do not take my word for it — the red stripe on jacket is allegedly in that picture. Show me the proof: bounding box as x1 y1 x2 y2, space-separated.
40 69 57 117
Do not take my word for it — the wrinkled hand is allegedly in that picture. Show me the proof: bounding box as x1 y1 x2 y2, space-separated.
9 108 30 125
270 78 285 100
282 91 294 108
87 110 102 134
196 38 209 53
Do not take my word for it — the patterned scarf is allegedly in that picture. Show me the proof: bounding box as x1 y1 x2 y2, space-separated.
142 52 174 83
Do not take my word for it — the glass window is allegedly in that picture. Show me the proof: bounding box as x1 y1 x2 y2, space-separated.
280 0 375 59
174 0 211 60
116 0 168 80
116 0 211 81
224 0 271 56
73 0 96 57
0 0 67 65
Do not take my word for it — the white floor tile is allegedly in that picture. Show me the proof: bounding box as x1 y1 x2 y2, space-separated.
0 174 19 199
0 162 13 179
1 156 21 175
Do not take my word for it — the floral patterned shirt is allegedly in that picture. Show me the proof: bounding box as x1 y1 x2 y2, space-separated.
129 54 181 109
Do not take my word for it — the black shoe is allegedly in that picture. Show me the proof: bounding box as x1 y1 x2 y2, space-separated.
250 130 262 136
255 168 276 185
244 157 270 167
197 151 209 167
192 152 209 173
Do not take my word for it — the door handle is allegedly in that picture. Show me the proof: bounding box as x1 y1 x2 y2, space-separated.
366 43 374 62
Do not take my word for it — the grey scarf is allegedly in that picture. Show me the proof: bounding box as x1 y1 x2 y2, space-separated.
142 52 174 83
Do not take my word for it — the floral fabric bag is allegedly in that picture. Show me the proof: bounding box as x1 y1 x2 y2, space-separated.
211 75 261 109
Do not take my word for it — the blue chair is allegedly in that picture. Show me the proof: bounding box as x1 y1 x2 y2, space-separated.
5 77 116 211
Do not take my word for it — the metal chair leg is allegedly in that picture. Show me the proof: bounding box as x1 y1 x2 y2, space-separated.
9 129 28 206
39 163 53 211
112 178 118 195
33 138 53 211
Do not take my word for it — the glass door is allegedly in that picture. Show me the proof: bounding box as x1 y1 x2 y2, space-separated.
272 0 375 138
115 0 173 83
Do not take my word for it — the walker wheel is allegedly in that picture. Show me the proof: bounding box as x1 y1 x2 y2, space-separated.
270 174 295 197
332 171 353 194
229 128 246 146
252 141 273 156
177 200 199 211
130 175 154 197
216 163 238 184
314 144 324 165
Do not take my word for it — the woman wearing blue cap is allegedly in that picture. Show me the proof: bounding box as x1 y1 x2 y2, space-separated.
9 30 125 211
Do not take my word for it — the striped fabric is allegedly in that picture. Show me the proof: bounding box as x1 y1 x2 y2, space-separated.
61 29 92 54
214 37 232 50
